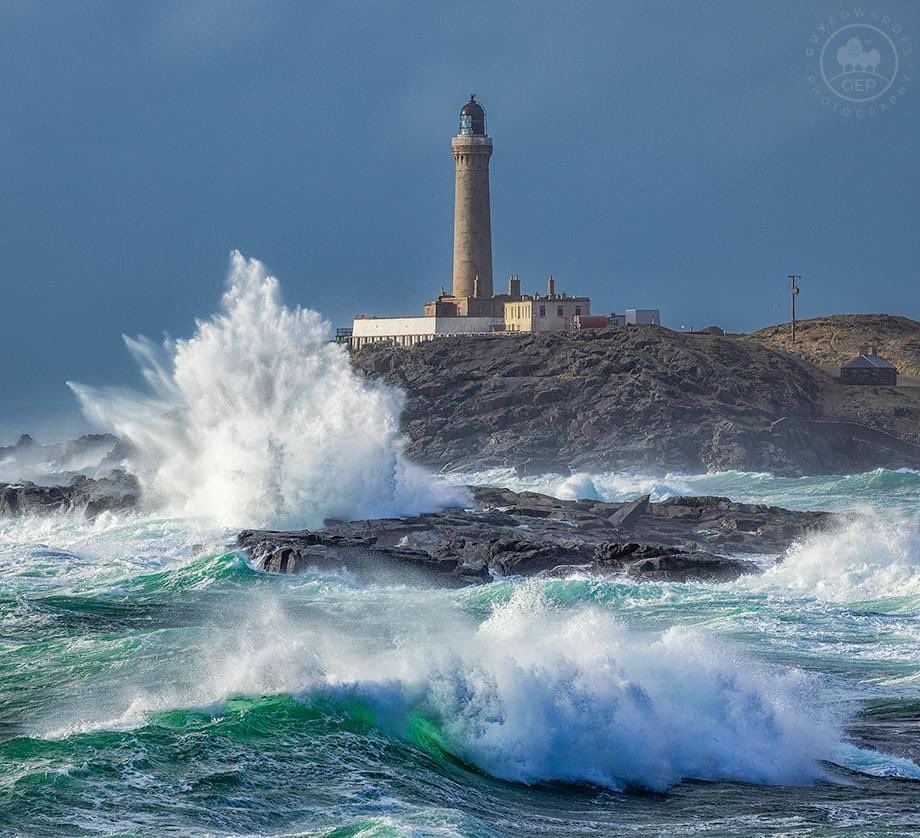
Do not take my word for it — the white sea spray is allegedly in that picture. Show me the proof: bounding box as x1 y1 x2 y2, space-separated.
745 511 920 603
34 579 849 792
68 252 465 529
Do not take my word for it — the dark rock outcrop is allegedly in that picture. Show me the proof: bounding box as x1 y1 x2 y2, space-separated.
238 487 828 587
607 493 650 528
351 328 920 475
0 433 123 483
0 471 139 518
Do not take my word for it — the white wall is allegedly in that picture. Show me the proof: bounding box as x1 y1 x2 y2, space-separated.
626 309 661 326
351 316 503 344
349 316 504 349
352 317 437 337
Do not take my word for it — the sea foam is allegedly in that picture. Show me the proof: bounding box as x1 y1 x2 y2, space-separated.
37 580 853 792
357 584 840 791
447 466 920 513
746 512 920 604
68 252 464 529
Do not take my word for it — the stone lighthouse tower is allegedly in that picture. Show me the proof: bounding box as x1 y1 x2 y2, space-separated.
451 95 493 304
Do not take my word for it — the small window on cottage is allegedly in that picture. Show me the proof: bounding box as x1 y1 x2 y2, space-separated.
557 306 564 317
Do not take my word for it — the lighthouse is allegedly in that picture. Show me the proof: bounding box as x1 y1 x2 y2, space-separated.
349 93 599 350
451 95 493 301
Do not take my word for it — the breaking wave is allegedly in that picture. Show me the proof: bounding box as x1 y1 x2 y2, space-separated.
380 585 841 790
35 581 846 792
746 512 920 604
68 252 464 529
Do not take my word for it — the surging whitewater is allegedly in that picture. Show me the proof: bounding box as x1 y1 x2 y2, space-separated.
26 578 840 792
68 251 463 529
4 256 920 833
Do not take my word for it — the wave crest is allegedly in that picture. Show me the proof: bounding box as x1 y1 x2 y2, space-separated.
47 582 841 791
747 513 920 603
389 585 838 790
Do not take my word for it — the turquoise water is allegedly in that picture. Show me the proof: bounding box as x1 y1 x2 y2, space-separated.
2 470 920 836
450 466 920 513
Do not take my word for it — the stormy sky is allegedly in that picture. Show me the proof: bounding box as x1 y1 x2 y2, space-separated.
2 0 918 439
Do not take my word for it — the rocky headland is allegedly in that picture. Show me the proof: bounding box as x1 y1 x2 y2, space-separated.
239 487 831 587
748 313 920 379
4 320 913 583
353 326 920 476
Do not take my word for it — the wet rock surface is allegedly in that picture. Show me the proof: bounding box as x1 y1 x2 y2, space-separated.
238 487 832 586
0 471 140 518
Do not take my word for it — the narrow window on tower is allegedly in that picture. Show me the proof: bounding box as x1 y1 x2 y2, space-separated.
557 306 564 317
539 305 546 317
575 306 582 316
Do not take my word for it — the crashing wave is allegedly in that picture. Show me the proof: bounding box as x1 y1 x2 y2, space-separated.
37 581 850 791
746 513 920 603
68 252 464 529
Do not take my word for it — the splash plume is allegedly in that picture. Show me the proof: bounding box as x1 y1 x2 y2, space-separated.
68 251 464 528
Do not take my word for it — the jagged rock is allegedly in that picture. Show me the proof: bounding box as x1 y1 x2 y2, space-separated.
594 542 665 565
0 470 139 518
588 541 753 581
238 487 827 587
607 494 650 527
0 433 122 483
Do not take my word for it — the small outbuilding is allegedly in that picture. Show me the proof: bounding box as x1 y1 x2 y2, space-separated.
626 309 661 326
840 351 898 386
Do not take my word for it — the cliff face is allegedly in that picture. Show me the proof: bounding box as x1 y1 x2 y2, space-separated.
747 314 920 378
352 327 920 476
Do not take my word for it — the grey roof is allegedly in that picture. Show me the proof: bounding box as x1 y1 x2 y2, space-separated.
841 354 898 370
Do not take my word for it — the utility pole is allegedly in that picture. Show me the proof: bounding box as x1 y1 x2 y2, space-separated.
787 275 801 343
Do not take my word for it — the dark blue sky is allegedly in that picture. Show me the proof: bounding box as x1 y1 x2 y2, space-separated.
2 0 918 441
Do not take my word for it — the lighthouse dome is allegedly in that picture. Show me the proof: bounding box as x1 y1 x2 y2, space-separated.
459 95 486 135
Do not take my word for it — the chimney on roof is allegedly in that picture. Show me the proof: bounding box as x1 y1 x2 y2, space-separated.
547 275 555 297
508 274 521 297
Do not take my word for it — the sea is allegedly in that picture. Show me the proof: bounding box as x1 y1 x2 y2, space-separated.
2 254 919 836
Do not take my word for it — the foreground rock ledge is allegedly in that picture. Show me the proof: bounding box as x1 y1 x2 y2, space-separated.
238 488 832 586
